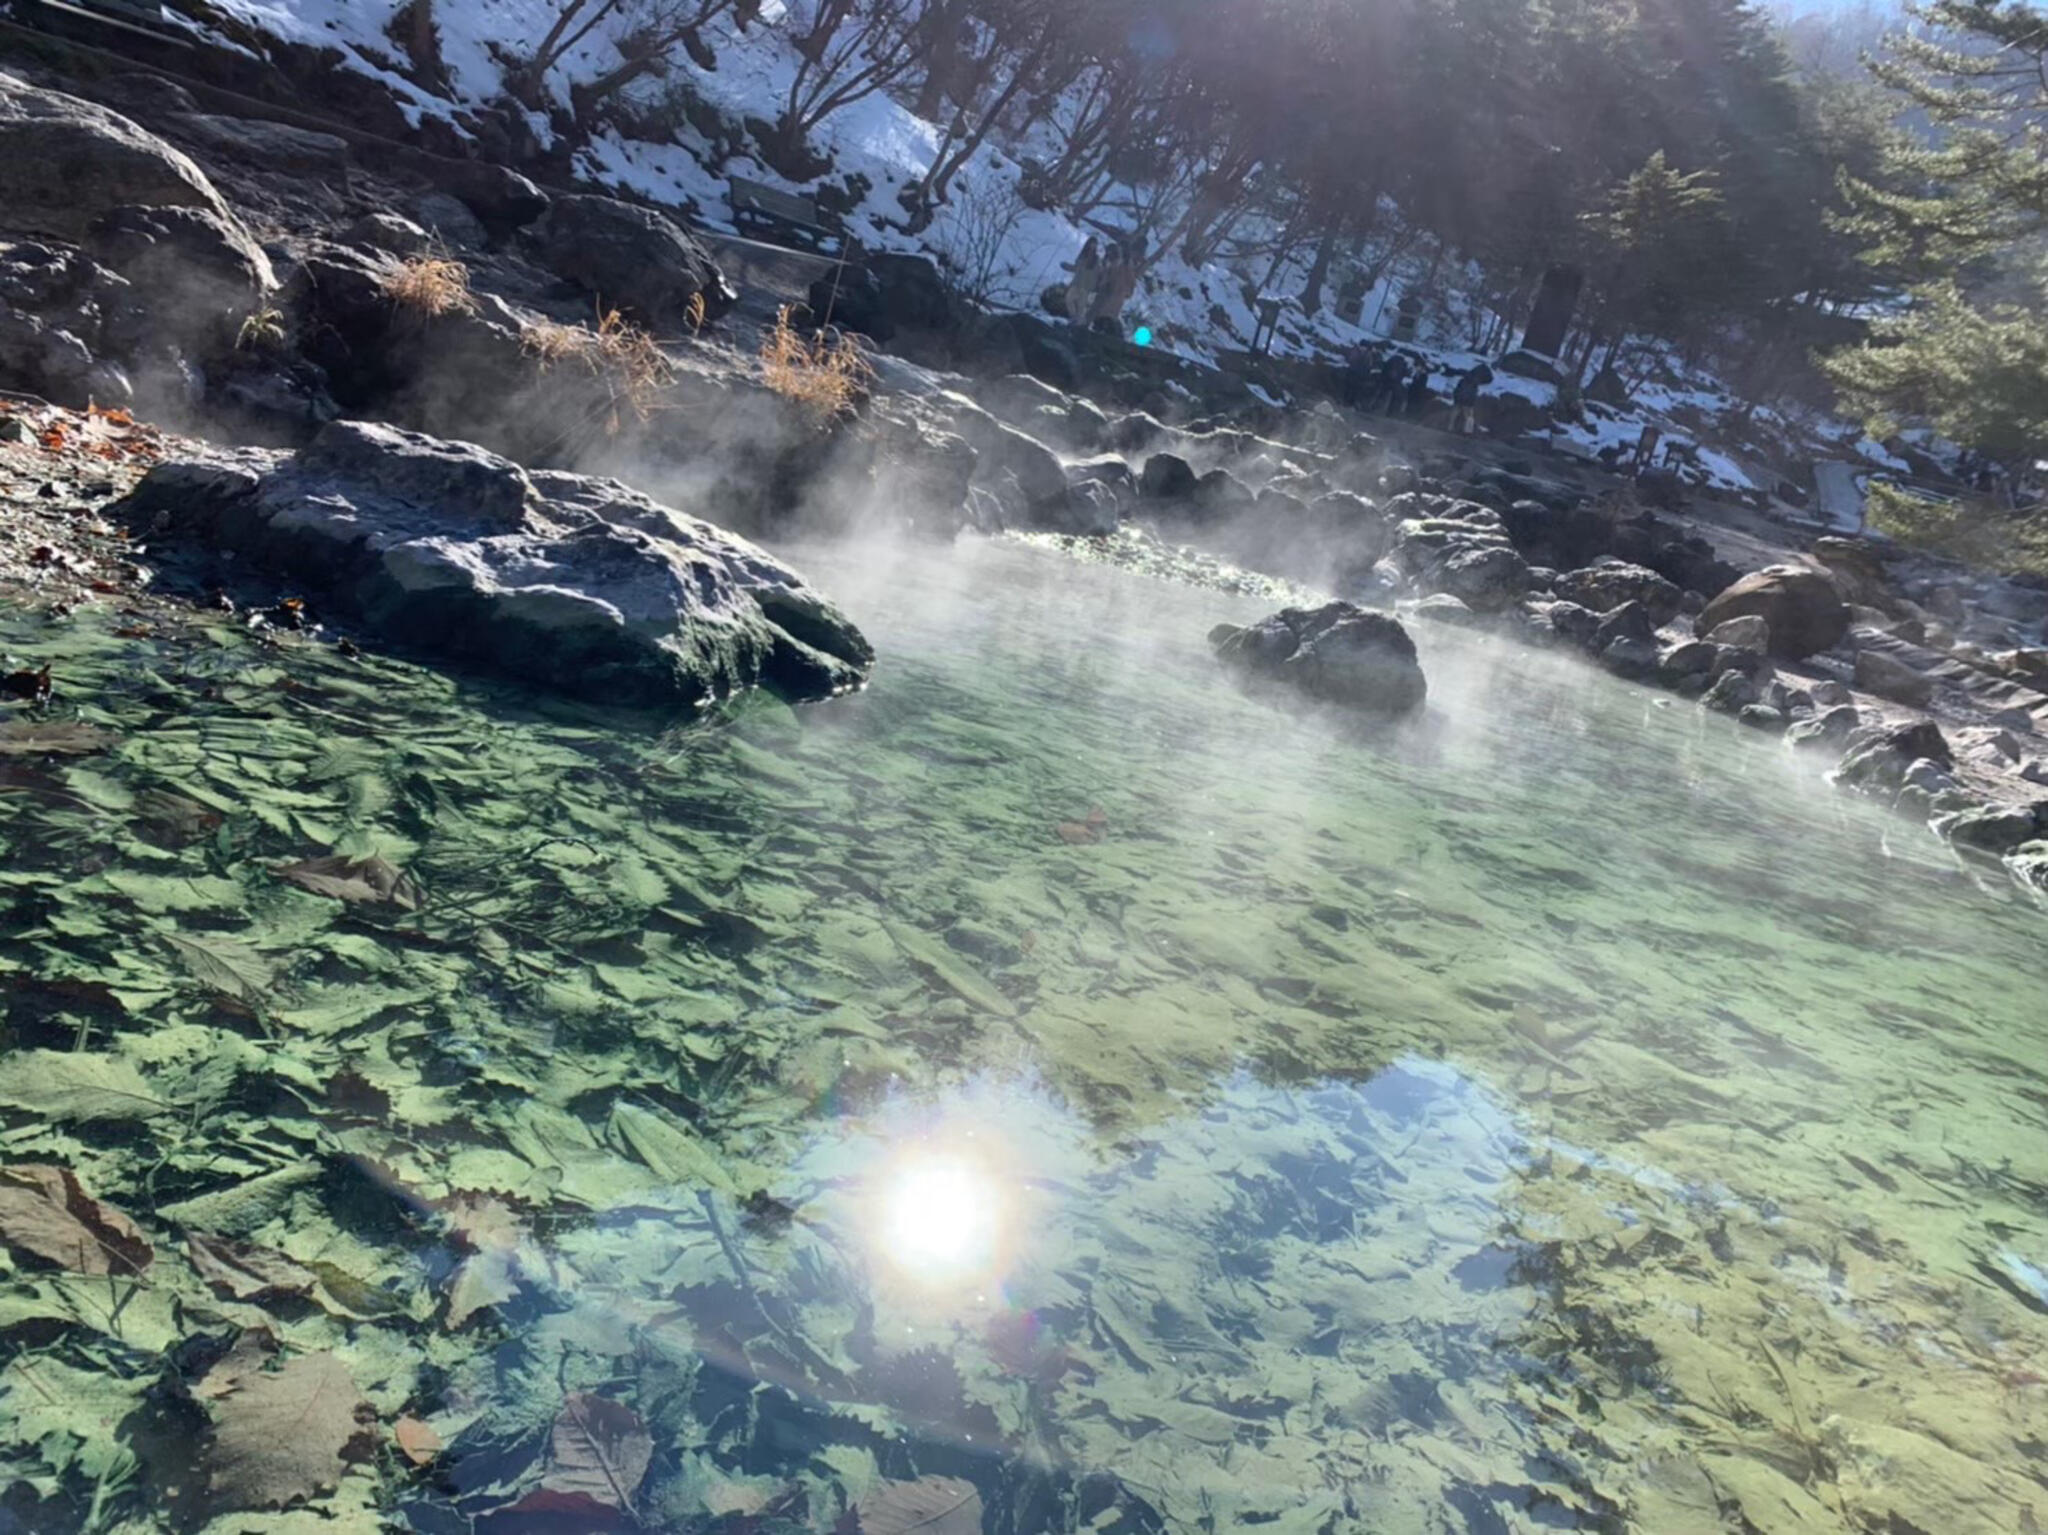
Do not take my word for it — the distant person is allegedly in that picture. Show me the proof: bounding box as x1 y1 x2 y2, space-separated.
1374 351 1410 414
1340 346 1376 410
1451 361 1493 434
1405 367 1433 420
1091 233 1142 332
1064 237 1101 326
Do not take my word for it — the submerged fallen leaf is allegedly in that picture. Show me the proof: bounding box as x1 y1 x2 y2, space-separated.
0 721 111 756
200 1349 377 1513
1055 807 1109 844
840 1475 983 1535
493 1392 652 1526
164 931 274 1004
441 1193 526 1329
275 853 422 911
0 1049 167 1121
185 1231 319 1303
394 1414 443 1467
135 788 225 846
0 1164 152 1276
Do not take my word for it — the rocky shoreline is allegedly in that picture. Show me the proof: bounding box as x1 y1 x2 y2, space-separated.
3 55 2046 896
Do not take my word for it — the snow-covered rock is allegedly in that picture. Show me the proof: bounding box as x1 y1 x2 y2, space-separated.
115 419 874 710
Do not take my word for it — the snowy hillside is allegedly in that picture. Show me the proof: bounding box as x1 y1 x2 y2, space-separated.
176 0 1897 496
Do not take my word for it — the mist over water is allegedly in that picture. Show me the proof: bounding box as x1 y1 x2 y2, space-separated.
3 532 2043 1531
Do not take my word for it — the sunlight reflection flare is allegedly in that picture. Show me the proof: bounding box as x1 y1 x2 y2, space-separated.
879 1152 1002 1276
871 1139 1012 1287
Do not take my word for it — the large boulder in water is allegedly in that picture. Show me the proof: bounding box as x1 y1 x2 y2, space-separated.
0 74 238 241
1696 565 1849 659
1210 601 1427 718
114 420 873 710
537 194 734 328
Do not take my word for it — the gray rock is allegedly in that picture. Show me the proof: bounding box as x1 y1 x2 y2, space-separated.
1386 493 1529 613
1192 468 1258 522
1702 669 1760 714
115 420 873 708
1836 720 1953 794
1431 543 1533 613
1713 642 1771 682
0 74 236 241
1808 678 1851 708
1211 601 1426 717
1932 800 2043 855
1594 601 1657 651
0 305 95 404
1901 757 1959 794
1787 703 1861 750
1703 614 1770 652
409 190 489 250
1544 600 1600 649
341 212 433 257
1854 649 1935 708
2021 758 2048 786
537 194 731 327
1696 565 1850 659
1657 639 1720 682
1738 705 1789 733
957 412 1070 531
430 159 551 237
85 203 274 351
1410 593 1485 629
1554 561 1683 627
1139 453 1196 500
172 113 351 173
98 73 200 118
1600 635 1659 681
1054 478 1121 537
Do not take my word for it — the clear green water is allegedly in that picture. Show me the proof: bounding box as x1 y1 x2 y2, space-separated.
1 537 2044 1533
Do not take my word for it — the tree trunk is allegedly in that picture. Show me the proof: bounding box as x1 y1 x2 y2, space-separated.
1299 226 1340 313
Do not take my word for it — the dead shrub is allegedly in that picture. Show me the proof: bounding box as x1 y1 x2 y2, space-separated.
758 304 872 424
383 256 476 318
521 308 676 428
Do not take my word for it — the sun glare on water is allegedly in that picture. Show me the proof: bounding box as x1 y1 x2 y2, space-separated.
871 1142 1012 1288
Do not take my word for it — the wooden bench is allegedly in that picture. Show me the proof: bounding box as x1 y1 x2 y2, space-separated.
729 175 843 254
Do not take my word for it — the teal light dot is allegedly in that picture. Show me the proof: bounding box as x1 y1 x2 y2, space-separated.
1133 326 1153 347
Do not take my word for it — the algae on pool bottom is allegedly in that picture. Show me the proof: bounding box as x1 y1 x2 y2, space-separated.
0 537 2042 1533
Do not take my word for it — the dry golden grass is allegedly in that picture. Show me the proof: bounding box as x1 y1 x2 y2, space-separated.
759 304 871 424
521 308 675 426
383 256 476 318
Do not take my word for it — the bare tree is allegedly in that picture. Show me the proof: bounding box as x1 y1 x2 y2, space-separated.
512 0 752 118
766 0 920 172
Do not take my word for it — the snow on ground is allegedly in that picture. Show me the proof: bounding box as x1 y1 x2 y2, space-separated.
194 0 1903 495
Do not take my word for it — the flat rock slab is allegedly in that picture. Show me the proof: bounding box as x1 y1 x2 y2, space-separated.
116 420 874 711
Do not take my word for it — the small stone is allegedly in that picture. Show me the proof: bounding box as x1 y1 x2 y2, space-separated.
1657 639 1719 682
1808 679 1852 708
1702 669 1759 714
1600 635 1659 680
1787 704 1861 751
1901 757 1958 794
1738 704 1788 733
